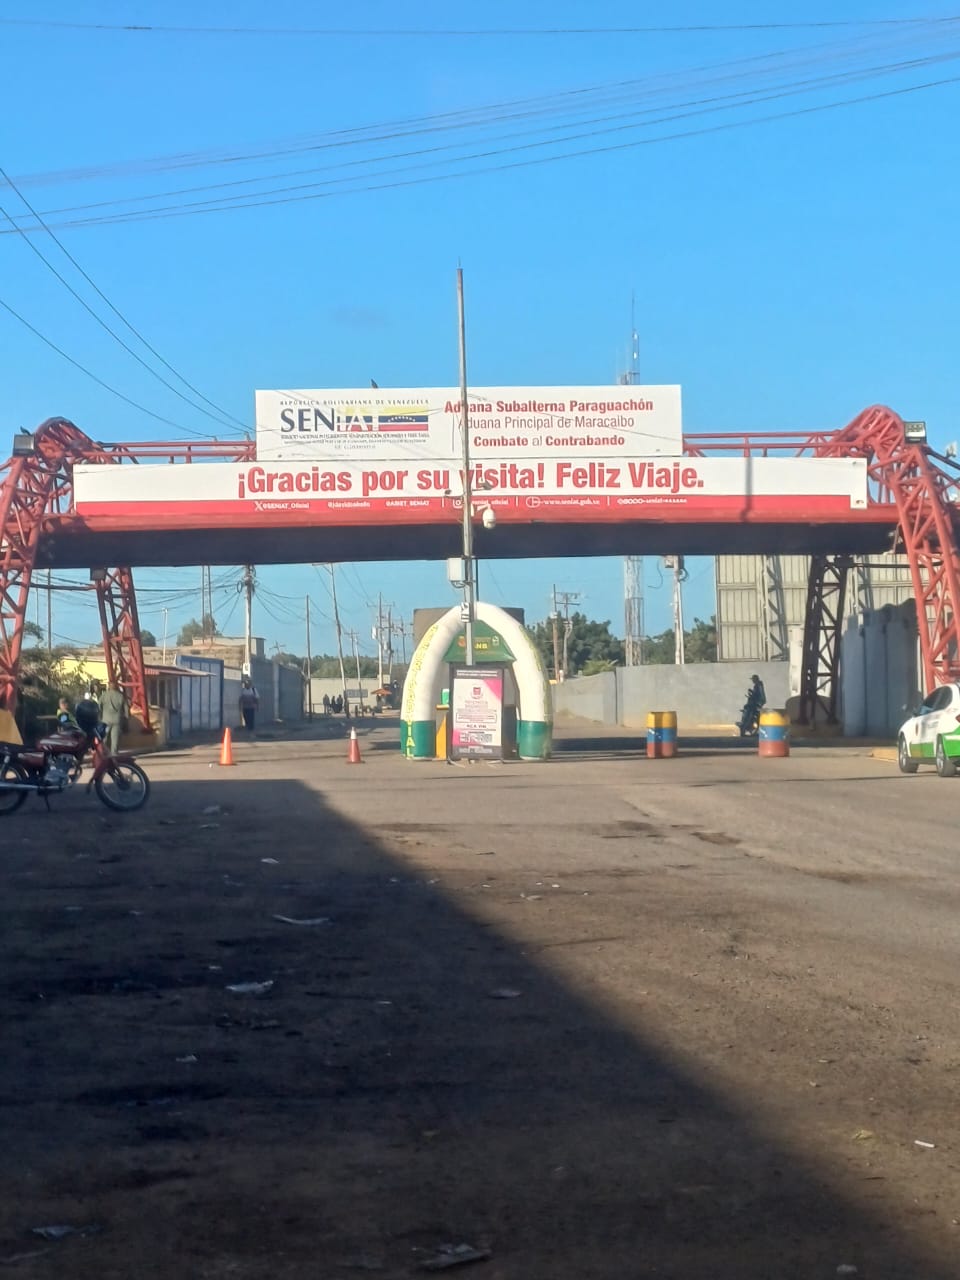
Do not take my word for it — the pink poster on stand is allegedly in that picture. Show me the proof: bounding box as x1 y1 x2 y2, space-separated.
450 667 504 761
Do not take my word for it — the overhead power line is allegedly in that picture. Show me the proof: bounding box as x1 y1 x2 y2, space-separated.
9 46 955 225
0 164 248 434
0 292 215 437
5 26 948 192
13 68 959 234
1 17 955 35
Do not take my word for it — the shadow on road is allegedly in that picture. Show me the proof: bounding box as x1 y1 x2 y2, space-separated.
0 777 948 1278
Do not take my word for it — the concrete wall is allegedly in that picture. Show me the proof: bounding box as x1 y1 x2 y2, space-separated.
553 672 618 725
841 601 921 738
306 677 377 711
553 661 790 730
276 664 305 723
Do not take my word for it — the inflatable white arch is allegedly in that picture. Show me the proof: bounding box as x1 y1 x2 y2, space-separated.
400 602 553 760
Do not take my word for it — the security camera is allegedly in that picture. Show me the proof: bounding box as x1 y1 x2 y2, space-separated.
481 505 497 530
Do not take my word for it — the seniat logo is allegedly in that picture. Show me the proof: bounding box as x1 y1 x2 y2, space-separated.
278 405 429 434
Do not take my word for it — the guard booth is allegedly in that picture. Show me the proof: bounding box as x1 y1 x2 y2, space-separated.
402 603 551 761
444 621 519 761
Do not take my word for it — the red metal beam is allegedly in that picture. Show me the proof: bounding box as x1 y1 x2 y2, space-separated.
4 408 959 728
0 419 151 727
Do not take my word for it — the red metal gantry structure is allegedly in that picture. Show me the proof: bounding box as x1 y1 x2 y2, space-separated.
1 406 958 732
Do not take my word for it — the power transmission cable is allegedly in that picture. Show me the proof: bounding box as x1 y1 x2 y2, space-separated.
66 49 960 221
1 17 955 35
5 24 940 194
11 44 951 224
0 195 243 433
0 164 248 433
0 292 216 437
34 68 955 233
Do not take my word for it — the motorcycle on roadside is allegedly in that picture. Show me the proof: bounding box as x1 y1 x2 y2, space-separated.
736 676 767 738
0 724 150 816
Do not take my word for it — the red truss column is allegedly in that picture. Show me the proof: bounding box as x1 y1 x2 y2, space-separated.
0 418 150 728
812 406 960 693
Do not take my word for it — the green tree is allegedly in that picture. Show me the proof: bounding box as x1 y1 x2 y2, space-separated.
176 614 219 646
140 629 157 647
16 636 89 740
640 614 718 665
530 612 624 678
309 654 380 679
685 616 718 663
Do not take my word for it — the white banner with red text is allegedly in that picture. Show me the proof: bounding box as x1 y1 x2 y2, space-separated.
255 385 683 460
73 456 868 525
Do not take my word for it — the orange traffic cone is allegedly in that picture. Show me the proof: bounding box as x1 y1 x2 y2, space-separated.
347 725 363 764
219 727 236 766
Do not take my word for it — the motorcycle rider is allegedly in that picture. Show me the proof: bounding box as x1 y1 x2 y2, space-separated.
740 674 767 734
748 673 766 712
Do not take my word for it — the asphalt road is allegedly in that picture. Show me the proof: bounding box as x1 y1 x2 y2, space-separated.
0 723 957 1279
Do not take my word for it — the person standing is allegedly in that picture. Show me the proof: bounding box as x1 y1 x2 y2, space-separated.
239 677 259 732
322 693 331 717
100 680 129 755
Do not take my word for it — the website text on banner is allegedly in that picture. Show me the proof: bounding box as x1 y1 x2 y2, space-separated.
254 386 683 460
73 457 869 525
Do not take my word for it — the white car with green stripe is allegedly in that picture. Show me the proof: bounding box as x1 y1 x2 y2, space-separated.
898 684 960 776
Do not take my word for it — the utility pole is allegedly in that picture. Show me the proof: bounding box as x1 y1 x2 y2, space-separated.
624 557 645 666
665 556 686 665
550 586 561 683
554 589 581 680
346 628 363 689
46 569 52 656
201 566 213 641
327 565 349 705
162 608 169 664
304 595 313 719
242 565 256 667
457 266 475 667
376 592 385 688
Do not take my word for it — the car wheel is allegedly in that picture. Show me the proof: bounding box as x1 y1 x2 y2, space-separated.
898 735 918 774
935 736 957 777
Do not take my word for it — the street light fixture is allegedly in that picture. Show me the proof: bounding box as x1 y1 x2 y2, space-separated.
11 432 35 457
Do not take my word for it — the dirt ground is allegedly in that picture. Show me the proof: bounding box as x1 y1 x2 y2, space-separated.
1 721 959 1279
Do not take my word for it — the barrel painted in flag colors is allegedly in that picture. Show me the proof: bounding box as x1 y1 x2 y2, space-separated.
758 709 790 757
646 710 677 759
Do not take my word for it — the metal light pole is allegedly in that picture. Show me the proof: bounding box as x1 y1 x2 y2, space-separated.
457 267 475 668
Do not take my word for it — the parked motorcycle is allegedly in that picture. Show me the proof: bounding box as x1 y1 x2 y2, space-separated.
736 701 763 737
0 726 150 815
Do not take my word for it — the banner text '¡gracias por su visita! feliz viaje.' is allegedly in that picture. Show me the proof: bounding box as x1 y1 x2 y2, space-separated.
236 460 705 500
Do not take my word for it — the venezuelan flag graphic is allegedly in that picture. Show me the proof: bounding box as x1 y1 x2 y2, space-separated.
377 405 430 432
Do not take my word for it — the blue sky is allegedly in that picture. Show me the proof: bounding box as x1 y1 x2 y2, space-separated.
3 1 959 660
